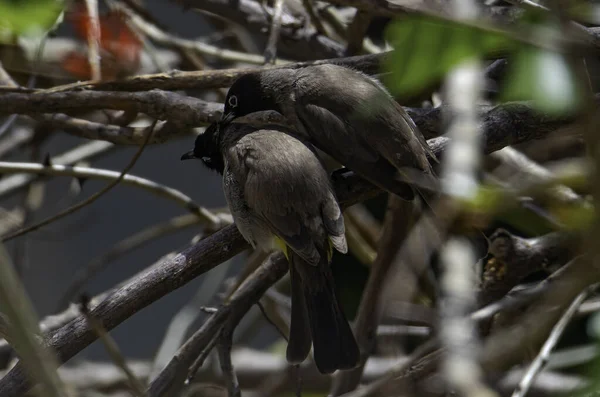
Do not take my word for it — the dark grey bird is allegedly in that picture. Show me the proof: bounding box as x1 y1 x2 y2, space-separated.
219 64 437 201
181 121 360 374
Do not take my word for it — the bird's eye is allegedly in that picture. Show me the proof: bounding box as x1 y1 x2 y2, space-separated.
202 156 212 163
228 95 238 108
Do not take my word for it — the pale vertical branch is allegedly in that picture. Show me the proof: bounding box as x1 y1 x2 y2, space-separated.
84 0 102 81
0 243 67 397
438 1 496 397
263 0 285 64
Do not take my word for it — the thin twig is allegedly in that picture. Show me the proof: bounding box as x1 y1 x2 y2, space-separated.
0 162 219 223
0 140 115 199
218 329 241 397
117 1 290 65
2 121 157 241
345 11 372 55
186 335 219 383
58 214 206 310
301 0 328 36
146 254 287 397
149 258 234 380
511 285 596 397
256 300 288 342
490 146 586 205
330 197 418 395
79 297 146 396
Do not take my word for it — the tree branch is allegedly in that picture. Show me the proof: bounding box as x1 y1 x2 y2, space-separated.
0 120 574 395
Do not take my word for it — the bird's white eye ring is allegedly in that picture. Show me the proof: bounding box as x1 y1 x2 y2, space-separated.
228 95 238 108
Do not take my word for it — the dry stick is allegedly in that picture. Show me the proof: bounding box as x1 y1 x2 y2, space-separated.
480 256 599 375
146 254 288 397
2 122 157 241
149 257 234 380
0 140 115 199
0 243 67 397
58 214 206 310
118 0 289 65
38 52 387 93
511 285 595 397
115 0 207 70
0 162 218 222
217 329 241 397
174 0 344 59
263 0 285 64
38 114 180 145
330 197 418 395
490 146 586 205
80 300 146 396
186 335 219 382
340 338 442 397
345 11 372 56
301 0 328 36
84 0 102 81
343 253 585 397
0 123 581 396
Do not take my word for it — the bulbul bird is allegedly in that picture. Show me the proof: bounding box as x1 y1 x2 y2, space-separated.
219 64 437 201
181 121 360 374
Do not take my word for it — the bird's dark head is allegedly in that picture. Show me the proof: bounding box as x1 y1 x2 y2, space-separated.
221 73 280 124
180 122 225 174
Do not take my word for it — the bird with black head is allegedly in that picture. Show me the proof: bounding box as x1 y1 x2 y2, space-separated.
220 64 438 201
181 120 360 374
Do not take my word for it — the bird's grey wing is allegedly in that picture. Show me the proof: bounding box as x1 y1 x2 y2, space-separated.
226 134 328 266
295 65 433 174
296 103 416 200
396 104 437 164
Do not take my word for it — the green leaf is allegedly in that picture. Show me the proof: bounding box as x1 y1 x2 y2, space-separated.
384 16 516 96
502 46 583 115
0 0 64 39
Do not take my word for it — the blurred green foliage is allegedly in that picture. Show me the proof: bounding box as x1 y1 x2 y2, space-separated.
384 17 516 96
0 0 64 40
502 46 583 115
385 13 585 115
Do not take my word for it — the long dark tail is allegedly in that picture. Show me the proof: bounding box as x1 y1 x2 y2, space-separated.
286 263 312 365
286 253 360 374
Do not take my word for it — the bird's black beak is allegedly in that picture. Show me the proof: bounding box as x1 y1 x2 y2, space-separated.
180 151 196 161
220 112 235 125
